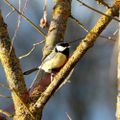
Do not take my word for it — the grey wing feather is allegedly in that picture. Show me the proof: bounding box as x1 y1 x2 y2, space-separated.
41 50 56 65
30 50 56 89
30 69 46 89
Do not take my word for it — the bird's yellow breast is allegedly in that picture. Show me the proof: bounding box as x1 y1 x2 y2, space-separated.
41 53 67 72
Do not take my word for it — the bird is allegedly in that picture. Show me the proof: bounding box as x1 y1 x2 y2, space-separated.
24 42 70 89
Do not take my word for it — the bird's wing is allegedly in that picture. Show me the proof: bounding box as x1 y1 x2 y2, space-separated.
23 67 39 75
29 69 49 90
41 50 56 65
30 50 57 90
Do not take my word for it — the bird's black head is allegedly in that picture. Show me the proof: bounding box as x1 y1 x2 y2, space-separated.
55 42 70 57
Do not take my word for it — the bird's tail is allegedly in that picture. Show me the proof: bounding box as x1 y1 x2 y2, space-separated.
29 69 50 90
23 67 39 75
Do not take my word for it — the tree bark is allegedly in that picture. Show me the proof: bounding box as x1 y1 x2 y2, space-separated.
42 0 71 59
0 11 29 120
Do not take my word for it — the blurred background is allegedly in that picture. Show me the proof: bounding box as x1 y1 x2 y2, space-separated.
0 0 118 120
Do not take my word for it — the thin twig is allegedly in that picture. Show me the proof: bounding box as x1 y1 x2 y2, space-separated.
19 39 45 59
9 0 28 55
70 15 89 32
66 112 72 120
102 28 118 41
0 94 11 99
70 15 116 42
6 9 15 18
0 82 10 90
68 37 84 44
57 68 73 90
100 35 116 41
69 35 116 45
0 109 13 118
95 0 110 8
43 0 47 17
112 28 119 36
77 0 120 22
11 0 22 45
40 0 48 28
3 0 46 37
9 0 22 54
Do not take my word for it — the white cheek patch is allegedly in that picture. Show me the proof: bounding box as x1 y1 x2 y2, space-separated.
56 46 65 51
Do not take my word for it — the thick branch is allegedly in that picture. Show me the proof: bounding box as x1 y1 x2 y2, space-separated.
0 11 28 119
42 0 71 59
32 1 119 113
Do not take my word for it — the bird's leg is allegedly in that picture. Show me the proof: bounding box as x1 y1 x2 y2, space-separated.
51 72 55 82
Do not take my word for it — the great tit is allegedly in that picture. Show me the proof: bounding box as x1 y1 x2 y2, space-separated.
28 42 70 89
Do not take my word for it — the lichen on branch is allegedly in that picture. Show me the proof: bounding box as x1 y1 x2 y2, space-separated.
0 11 28 119
42 0 71 59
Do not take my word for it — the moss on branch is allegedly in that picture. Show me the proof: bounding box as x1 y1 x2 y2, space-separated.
42 0 71 59
0 11 28 119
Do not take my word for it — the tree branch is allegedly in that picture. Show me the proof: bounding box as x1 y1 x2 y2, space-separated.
19 39 45 59
31 0 119 113
77 0 120 22
42 0 71 59
0 10 29 119
0 94 11 99
95 0 110 8
0 109 13 118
